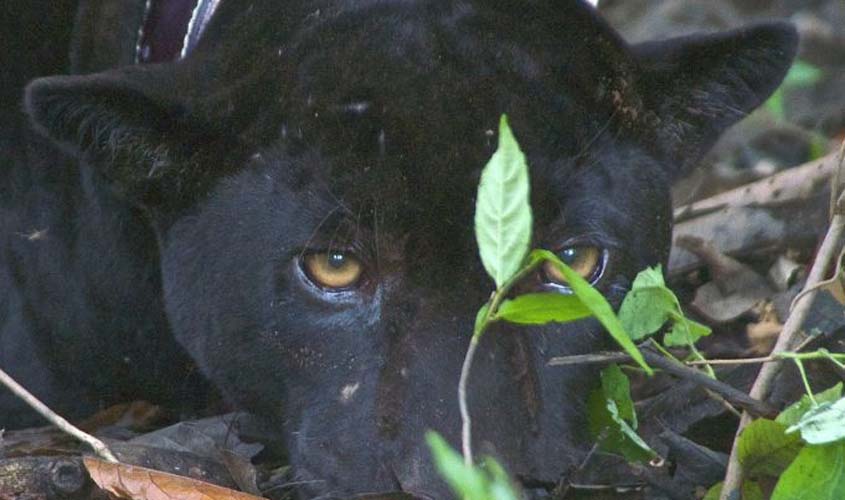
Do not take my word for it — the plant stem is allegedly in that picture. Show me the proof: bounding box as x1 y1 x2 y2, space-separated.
792 358 817 405
648 338 679 363
821 349 845 370
458 257 545 465
459 337 480 465
0 367 118 463
668 306 715 378
684 350 845 366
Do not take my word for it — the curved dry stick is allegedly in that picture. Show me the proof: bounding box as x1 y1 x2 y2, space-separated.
0 367 118 463
719 145 845 500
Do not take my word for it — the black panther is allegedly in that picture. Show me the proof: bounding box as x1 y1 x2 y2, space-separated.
1 0 796 497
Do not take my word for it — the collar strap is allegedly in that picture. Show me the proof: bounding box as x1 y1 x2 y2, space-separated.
136 0 222 63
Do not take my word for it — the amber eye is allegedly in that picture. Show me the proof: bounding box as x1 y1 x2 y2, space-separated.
302 251 364 290
542 246 604 286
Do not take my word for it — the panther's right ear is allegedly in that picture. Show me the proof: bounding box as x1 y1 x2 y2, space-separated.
632 22 798 176
25 67 237 208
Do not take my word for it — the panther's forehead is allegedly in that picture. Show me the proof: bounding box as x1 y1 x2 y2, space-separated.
220 0 634 161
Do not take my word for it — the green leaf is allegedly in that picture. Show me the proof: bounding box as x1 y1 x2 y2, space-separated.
704 481 764 500
529 249 652 374
587 364 655 462
784 60 823 87
772 442 845 500
426 432 518 500
618 266 676 340
481 457 519 500
777 383 843 427
616 266 711 347
786 397 845 444
737 419 803 478
765 90 786 121
587 391 656 462
784 381 844 420
496 293 592 325
765 61 822 122
631 266 666 289
474 115 532 289
600 364 636 426
663 317 711 347
809 132 828 161
426 432 487 499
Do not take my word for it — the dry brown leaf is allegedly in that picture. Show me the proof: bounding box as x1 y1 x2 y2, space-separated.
746 319 783 356
677 236 774 322
79 401 165 434
83 456 266 500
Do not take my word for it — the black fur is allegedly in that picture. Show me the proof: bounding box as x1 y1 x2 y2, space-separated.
3 1 796 498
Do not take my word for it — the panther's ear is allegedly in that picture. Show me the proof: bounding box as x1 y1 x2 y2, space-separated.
25 67 236 209
633 22 798 174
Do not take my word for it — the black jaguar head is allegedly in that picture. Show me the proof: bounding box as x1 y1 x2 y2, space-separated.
25 0 796 497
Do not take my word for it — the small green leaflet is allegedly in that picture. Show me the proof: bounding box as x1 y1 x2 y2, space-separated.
663 317 711 347
771 442 845 500
495 293 592 325
777 383 843 427
586 364 656 462
783 60 823 87
786 397 845 445
480 457 518 500
765 60 822 120
737 419 803 478
601 364 637 426
617 265 711 347
531 250 651 374
474 115 532 289
617 266 675 340
426 431 518 500
427 432 486 499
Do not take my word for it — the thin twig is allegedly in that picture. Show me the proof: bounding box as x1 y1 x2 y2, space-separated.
548 348 777 418
703 388 743 419
685 344 845 366
458 337 481 466
0 367 118 462
685 356 777 366
719 144 845 500
547 351 631 366
550 440 602 499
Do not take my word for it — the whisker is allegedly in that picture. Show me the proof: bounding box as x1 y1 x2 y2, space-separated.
299 205 341 260
373 202 381 270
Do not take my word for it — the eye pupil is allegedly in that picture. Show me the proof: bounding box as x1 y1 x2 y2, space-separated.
559 247 578 264
327 252 346 269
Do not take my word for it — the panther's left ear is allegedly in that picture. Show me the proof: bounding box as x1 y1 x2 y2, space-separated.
632 22 798 174
25 66 239 211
